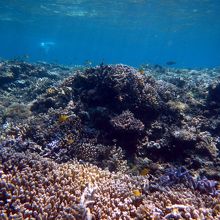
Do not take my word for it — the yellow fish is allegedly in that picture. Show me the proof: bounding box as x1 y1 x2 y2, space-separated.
132 189 142 197
138 69 145 74
58 114 69 123
140 168 149 176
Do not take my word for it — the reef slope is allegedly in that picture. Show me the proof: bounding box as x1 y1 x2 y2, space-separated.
0 61 220 219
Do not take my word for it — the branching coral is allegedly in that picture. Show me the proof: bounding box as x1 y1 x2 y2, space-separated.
0 149 220 219
150 166 220 196
1 61 220 219
110 110 145 134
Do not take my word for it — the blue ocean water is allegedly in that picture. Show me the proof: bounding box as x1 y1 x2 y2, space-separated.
0 0 219 68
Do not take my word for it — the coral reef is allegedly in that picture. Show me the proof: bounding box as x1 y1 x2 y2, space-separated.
110 110 145 134
208 81 220 107
1 60 220 219
0 60 76 124
150 166 220 196
1 62 220 168
0 149 220 219
28 64 184 160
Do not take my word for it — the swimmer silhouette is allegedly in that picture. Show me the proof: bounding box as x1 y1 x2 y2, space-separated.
40 41 55 54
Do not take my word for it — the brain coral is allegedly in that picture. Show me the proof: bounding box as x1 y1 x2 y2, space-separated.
0 148 220 219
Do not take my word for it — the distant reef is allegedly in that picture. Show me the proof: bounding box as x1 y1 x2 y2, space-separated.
1 60 220 219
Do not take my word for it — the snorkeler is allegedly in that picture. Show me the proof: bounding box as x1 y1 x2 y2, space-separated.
40 41 55 54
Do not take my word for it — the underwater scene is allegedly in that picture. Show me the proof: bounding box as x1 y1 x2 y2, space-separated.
0 0 220 219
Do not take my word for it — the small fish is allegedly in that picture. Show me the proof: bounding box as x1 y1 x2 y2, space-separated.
166 61 176 66
138 68 145 75
140 168 149 176
64 135 75 144
58 114 69 123
46 87 56 94
132 189 142 197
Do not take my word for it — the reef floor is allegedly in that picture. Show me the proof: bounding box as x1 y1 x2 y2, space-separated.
0 60 220 219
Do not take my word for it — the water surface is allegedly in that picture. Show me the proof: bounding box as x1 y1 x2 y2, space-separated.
0 0 219 68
